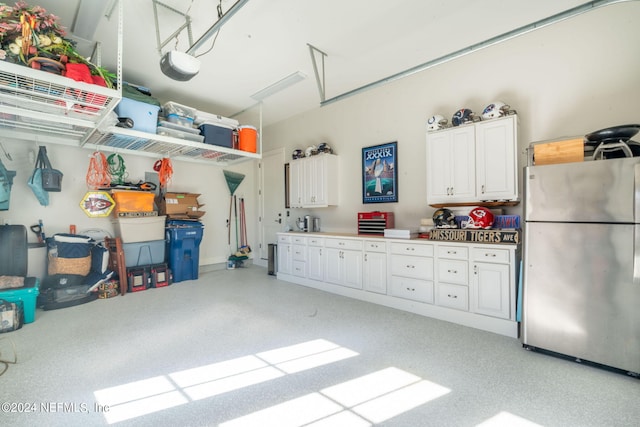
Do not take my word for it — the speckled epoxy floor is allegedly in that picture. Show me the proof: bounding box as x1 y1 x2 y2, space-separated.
1 265 638 427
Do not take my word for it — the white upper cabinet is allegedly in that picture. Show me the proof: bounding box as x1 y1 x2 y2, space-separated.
289 154 339 208
426 124 476 205
475 115 518 202
426 115 519 205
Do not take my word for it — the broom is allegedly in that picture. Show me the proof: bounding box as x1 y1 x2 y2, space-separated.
222 170 246 255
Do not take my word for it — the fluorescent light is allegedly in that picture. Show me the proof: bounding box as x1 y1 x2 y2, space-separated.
251 71 307 101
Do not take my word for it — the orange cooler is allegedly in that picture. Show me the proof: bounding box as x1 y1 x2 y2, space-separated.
238 125 258 152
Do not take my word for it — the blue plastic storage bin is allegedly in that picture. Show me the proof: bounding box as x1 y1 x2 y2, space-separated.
123 240 166 267
0 278 39 323
166 222 204 283
115 98 161 134
199 123 234 148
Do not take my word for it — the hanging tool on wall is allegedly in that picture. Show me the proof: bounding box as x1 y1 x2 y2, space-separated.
86 151 111 189
222 170 245 254
107 153 127 185
29 219 45 244
153 157 173 189
238 197 251 255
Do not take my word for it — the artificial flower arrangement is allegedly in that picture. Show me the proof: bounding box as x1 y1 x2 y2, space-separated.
0 1 115 88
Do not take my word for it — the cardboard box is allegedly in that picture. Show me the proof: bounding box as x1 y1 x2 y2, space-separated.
532 137 584 165
158 192 205 219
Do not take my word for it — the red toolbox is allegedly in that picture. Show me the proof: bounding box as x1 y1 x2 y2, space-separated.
357 212 395 235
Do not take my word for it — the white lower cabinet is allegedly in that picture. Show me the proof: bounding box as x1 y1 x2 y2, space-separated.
276 232 519 337
307 237 325 281
325 238 363 289
435 245 469 311
363 240 387 294
277 234 292 275
436 283 469 311
291 235 307 278
389 242 434 303
470 247 513 319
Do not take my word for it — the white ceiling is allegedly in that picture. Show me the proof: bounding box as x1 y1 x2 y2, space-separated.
34 0 596 126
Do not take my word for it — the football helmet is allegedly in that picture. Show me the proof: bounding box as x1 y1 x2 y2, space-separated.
427 115 447 131
482 102 510 120
292 149 304 159
318 142 333 154
465 206 494 229
452 108 474 126
305 145 318 157
433 208 457 228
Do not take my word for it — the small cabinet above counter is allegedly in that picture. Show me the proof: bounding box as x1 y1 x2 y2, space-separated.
289 154 339 208
426 115 519 207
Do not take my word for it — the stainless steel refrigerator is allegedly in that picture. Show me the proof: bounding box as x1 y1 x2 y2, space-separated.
522 157 640 374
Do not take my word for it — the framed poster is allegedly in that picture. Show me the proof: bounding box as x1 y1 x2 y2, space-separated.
362 141 398 203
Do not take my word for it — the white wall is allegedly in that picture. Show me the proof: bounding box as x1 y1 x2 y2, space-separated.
1 3 638 266
0 141 258 267
261 2 640 232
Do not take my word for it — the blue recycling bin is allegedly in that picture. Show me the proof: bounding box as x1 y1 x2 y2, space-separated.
166 220 204 283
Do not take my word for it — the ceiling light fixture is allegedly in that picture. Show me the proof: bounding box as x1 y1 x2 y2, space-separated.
161 0 250 81
250 71 307 101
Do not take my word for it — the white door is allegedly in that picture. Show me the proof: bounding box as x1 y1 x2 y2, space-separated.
260 148 286 260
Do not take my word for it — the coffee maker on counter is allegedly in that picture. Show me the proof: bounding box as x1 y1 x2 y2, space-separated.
296 215 320 232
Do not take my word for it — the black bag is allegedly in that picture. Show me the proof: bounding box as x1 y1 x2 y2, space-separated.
0 299 24 333
37 146 63 192
37 275 98 311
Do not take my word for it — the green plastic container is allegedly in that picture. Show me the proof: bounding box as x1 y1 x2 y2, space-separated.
0 278 39 323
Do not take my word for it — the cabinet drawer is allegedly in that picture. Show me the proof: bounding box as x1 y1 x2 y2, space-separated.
364 240 386 252
292 260 306 277
438 259 468 285
292 244 307 261
390 276 434 304
437 283 468 311
278 234 292 244
292 236 307 245
308 237 325 247
325 238 363 251
390 242 433 257
390 255 433 280
437 245 468 260
471 247 510 263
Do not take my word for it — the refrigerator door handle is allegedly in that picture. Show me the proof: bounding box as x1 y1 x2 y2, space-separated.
635 163 640 222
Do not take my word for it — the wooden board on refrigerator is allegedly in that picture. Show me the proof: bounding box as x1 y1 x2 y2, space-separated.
533 137 584 165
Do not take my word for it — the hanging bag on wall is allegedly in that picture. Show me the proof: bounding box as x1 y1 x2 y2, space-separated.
27 162 48 207
38 146 63 192
0 159 16 211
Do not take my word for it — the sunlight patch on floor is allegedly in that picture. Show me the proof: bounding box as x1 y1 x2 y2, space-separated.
94 339 359 424
476 411 544 427
220 367 451 426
